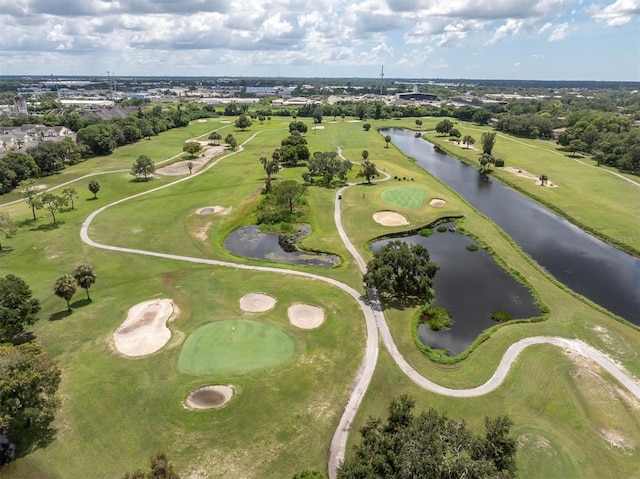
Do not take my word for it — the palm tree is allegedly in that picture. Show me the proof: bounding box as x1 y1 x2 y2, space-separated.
54 274 76 311
208 131 222 145
539 173 548 186
73 264 97 300
384 135 391 148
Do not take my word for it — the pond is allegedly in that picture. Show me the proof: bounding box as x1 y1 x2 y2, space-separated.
372 227 541 355
225 224 340 268
383 129 640 324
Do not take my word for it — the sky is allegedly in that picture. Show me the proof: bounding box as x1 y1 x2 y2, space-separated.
0 0 639 81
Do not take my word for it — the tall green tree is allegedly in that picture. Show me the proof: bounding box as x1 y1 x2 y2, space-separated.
480 131 497 155
88 179 100 199
357 159 379 184
273 180 307 214
302 151 352 185
384 135 391 148
39 193 67 224
208 131 222 145
0 212 17 254
0 342 60 451
435 119 454 135
234 114 252 131
312 105 323 124
0 274 41 343
462 135 476 148
363 241 438 303
61 187 78 209
53 274 76 311
19 178 42 220
73 264 97 300
131 155 155 181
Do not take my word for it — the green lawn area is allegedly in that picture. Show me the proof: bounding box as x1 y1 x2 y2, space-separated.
380 186 428 209
1 116 639 478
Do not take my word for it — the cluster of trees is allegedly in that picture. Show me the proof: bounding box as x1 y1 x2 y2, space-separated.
556 110 638 173
0 274 61 464
337 395 517 478
356 150 380 184
19 178 79 224
495 113 556 139
274 133 310 167
256 179 307 224
53 264 97 311
122 452 180 479
302 151 352 185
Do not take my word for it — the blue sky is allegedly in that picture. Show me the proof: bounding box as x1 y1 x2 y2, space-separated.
0 0 638 81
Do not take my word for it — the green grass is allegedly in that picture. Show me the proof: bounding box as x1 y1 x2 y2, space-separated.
1 116 639 479
177 319 296 375
380 186 428 209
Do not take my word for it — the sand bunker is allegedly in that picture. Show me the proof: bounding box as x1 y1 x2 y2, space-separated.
503 167 558 187
347 120 362 123
429 198 447 207
220 120 231 124
288 304 325 329
239 293 277 312
197 119 207 123
373 211 409 226
185 385 234 409
113 299 177 357
197 205 226 215
156 145 225 176
312 126 325 130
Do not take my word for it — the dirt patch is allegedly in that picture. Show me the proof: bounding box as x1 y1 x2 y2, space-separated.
598 429 634 451
184 385 234 409
113 299 177 357
156 145 225 176
288 304 325 329
239 293 277 313
193 220 212 241
502 167 558 187
197 119 207 123
196 205 227 215
453 141 478 151
429 198 447 207
373 211 409 226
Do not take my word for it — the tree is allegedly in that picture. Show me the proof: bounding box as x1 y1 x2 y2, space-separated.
131 155 156 181
224 134 236 149
280 135 310 166
0 274 41 343
0 342 60 456
539 173 548 186
289 121 308 134
480 131 497 155
302 151 352 185
472 108 493 125
479 152 496 176
39 193 67 224
384 135 391 148
292 471 327 479
88 179 100 199
415 119 423 128
568 138 588 157
258 114 265 124
73 264 97 301
462 135 476 148
53 274 76 311
187 161 193 174
435 119 454 135
357 159 379 184
182 141 203 158
76 123 117 156
0 212 17 254
273 180 307 214
363 241 438 303
208 131 222 145
19 178 42 220
449 127 461 139
337 395 517 479
122 452 180 479
234 113 252 131
61 187 78 209
261 155 280 181
312 105 323 124
362 123 371 131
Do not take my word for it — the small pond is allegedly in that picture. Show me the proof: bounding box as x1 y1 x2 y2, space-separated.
372 225 541 356
225 224 340 268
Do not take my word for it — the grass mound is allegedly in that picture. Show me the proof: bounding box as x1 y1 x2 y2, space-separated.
381 187 427 209
177 319 296 375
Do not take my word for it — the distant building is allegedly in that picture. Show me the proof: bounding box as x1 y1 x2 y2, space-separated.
245 86 276 96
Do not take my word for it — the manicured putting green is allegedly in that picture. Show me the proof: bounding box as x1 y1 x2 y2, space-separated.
381 187 427 209
178 320 296 375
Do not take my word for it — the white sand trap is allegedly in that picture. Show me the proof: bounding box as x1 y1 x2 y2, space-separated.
429 198 447 207
113 299 177 357
312 126 325 130
185 385 234 409
239 293 277 312
373 211 409 226
197 205 225 215
503 167 558 187
288 304 325 329
197 119 207 123
347 120 362 123
220 120 231 124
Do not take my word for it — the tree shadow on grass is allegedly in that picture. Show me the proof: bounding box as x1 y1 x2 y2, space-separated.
49 310 72 321
86 197 99 201
15 218 37 228
0 246 15 256
70 298 92 309
12 424 57 462
29 222 63 232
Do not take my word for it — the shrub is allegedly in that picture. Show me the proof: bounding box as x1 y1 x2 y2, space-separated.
420 306 452 331
466 244 479 251
436 226 447 233
491 311 512 322
419 228 433 237
494 159 505 167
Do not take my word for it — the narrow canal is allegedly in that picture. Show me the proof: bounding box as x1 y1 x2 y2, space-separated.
383 128 640 324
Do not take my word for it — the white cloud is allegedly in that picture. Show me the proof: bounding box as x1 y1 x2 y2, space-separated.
548 22 569 41
588 0 640 27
